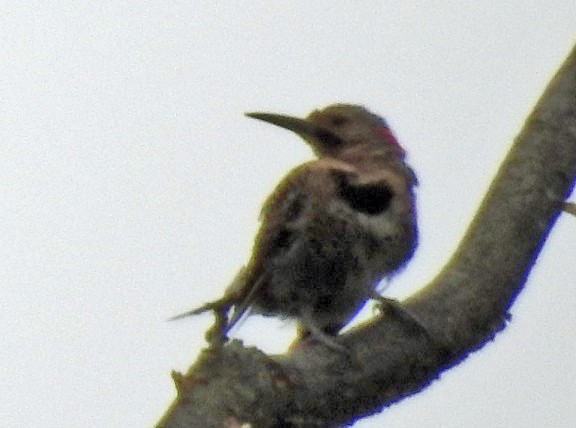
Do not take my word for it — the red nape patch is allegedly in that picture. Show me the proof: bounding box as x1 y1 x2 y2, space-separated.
376 127 406 157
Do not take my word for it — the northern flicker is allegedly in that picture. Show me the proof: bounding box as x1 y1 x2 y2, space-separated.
173 104 418 350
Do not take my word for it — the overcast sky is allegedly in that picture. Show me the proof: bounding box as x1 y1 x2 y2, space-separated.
1 3 575 427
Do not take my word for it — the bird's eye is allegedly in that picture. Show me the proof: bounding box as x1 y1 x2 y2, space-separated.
331 116 347 126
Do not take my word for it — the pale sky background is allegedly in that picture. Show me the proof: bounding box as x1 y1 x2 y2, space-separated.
1 3 575 427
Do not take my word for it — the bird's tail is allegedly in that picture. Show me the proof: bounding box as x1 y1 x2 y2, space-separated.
168 300 226 321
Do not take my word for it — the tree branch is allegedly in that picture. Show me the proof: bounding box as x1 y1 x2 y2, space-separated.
157 44 576 428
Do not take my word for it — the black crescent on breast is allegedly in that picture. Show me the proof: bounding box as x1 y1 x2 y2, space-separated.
334 172 393 215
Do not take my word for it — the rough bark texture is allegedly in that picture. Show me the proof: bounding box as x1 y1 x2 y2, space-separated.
157 44 576 428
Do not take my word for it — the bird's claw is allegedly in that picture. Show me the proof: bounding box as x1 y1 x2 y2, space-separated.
372 294 430 336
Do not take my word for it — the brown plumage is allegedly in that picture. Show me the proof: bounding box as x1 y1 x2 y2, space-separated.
172 104 418 350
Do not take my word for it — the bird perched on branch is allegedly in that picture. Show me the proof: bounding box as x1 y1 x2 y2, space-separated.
172 104 418 350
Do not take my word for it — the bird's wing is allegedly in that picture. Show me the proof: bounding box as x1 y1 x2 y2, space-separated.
224 162 325 332
250 158 359 276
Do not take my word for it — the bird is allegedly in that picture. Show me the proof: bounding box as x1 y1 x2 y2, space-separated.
172 104 418 350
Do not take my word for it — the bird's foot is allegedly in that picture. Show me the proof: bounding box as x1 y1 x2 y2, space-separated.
372 295 429 336
293 317 350 354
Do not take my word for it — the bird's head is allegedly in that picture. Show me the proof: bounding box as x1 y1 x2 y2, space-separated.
246 104 406 159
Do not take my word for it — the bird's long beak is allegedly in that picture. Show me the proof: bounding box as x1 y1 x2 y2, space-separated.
245 112 342 150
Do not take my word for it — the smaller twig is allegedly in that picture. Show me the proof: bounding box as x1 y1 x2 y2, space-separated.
563 202 576 216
